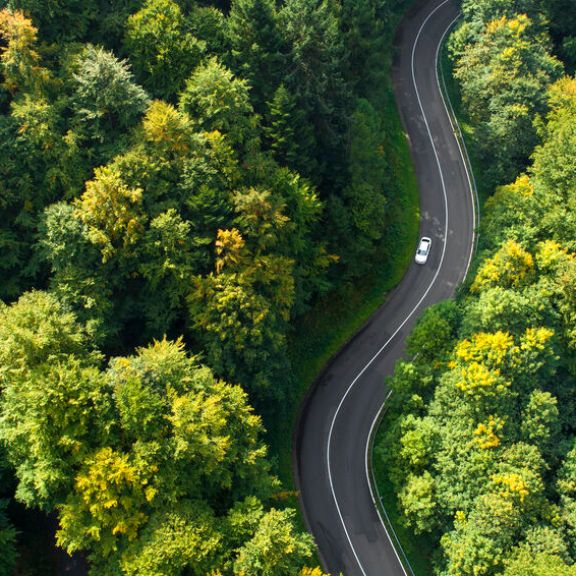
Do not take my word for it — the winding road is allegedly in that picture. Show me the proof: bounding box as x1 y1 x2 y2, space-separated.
293 0 476 574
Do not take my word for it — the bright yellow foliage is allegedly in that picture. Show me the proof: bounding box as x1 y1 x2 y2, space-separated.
76 166 145 262
215 228 246 274
456 331 514 367
69 447 156 546
486 14 529 37
503 174 534 198
472 240 534 293
0 9 45 92
456 362 508 396
300 568 331 576
492 472 529 503
547 76 576 116
520 327 554 352
142 100 193 154
474 416 505 449
536 240 573 271
454 510 466 524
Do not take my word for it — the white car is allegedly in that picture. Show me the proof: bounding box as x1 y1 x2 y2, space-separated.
415 236 432 265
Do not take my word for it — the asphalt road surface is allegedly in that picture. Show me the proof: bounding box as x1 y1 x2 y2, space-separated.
293 0 476 575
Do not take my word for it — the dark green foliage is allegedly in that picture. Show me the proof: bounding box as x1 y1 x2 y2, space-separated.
459 0 548 28
264 84 318 178
71 46 149 143
327 99 390 277
339 0 403 94
8 0 98 41
227 0 285 110
278 0 353 186
0 500 17 576
186 5 229 57
0 453 18 576
406 300 460 362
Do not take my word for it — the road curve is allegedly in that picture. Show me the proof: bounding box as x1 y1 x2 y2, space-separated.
293 1 475 575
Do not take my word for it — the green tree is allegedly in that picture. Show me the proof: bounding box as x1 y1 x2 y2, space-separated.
459 0 547 29
502 546 576 576
138 209 204 335
0 291 105 509
520 390 560 453
1 358 108 509
327 99 388 276
278 0 352 184
264 83 318 178
479 175 542 250
546 0 576 61
531 78 576 249
557 442 576 557
75 164 146 264
339 0 390 93
189 262 292 398
2 330 287 571
454 14 562 184
186 5 229 58
503 551 576 576
57 446 156 555
0 95 87 298
39 202 114 341
116 501 222 576
406 301 460 362
124 0 205 99
0 500 17 576
471 240 535 293
398 471 437 534
0 8 48 95
441 493 522 576
227 0 285 109
0 290 98 381
233 508 314 576
441 444 546 575
179 57 256 149
71 45 149 143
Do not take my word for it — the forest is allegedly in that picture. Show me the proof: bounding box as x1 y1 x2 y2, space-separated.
0 0 416 574
378 0 576 575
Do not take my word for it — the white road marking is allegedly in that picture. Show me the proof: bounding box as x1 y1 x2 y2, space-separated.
324 0 477 574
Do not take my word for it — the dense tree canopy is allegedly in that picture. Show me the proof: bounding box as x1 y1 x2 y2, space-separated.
450 8 562 184
0 0 416 573
0 295 319 574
